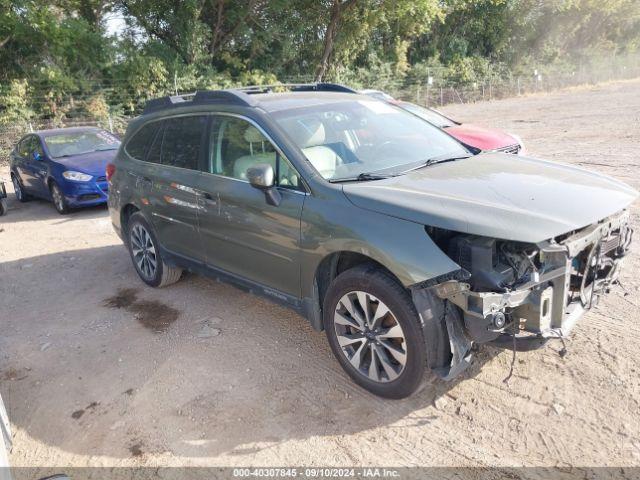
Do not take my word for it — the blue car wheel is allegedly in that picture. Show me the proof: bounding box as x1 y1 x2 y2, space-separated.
50 181 69 214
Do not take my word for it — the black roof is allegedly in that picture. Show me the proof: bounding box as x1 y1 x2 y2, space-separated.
142 83 359 115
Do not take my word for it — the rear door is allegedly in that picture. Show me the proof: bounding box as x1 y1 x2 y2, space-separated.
196 114 306 297
145 115 208 263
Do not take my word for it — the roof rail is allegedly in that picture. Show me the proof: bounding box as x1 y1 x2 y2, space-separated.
233 82 357 95
142 83 357 115
142 89 257 115
142 94 192 114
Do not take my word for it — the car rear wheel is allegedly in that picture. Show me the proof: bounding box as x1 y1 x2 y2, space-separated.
11 174 30 202
127 212 183 288
50 182 69 214
323 264 427 399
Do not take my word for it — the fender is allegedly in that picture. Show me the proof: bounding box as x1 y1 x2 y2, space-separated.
299 192 462 299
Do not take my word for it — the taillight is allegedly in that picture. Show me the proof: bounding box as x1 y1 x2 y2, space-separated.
106 163 116 182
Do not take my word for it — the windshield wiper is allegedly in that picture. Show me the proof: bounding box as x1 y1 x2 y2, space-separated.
401 153 472 173
329 172 396 183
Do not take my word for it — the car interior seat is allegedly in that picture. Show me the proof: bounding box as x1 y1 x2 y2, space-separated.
286 118 342 179
233 126 278 179
233 126 299 187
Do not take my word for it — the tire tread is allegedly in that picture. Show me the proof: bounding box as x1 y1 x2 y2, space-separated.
323 263 429 399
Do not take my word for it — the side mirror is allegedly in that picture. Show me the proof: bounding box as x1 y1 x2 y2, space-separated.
247 163 281 206
32 151 42 161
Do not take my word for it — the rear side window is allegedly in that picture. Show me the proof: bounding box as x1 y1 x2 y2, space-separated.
125 123 157 160
160 116 206 170
145 123 165 164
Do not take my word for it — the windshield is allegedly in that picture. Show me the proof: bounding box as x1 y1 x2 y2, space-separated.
44 130 120 158
272 99 468 181
398 103 456 128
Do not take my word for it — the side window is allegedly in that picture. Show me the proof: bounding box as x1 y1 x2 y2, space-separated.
145 123 165 164
32 137 44 157
17 137 32 157
277 155 303 190
160 116 206 170
208 116 302 190
125 123 157 160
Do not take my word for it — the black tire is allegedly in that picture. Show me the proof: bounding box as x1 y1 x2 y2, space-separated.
323 264 427 399
127 212 183 288
11 173 30 202
49 181 69 214
0 198 6 216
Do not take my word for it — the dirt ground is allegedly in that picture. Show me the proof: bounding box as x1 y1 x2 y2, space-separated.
1 79 639 470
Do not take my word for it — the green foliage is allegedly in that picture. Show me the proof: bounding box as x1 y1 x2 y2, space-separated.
1 0 639 126
0 80 35 124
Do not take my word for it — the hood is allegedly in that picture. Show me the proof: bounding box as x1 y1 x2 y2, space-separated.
445 124 518 151
54 149 118 177
342 153 638 243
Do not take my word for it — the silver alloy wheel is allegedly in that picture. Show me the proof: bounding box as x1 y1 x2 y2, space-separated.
130 224 157 280
12 176 22 200
51 185 64 211
334 291 407 383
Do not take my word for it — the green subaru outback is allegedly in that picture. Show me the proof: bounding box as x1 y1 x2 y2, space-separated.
107 83 636 398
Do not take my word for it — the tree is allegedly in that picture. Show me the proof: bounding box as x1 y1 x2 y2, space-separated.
315 0 358 80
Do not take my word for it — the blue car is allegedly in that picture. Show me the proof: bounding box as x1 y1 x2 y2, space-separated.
9 127 120 214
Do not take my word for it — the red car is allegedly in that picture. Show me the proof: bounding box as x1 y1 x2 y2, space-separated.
360 89 525 154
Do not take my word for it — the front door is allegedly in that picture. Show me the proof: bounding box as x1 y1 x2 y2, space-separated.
25 137 47 196
14 136 44 194
196 114 306 297
142 115 208 263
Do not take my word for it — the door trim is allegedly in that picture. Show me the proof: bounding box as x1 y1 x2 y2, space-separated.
161 244 304 311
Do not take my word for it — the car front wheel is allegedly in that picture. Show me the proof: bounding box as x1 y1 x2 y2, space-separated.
127 212 183 288
50 181 69 214
323 264 427 399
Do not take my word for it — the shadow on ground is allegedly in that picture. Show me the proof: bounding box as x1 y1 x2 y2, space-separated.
0 189 108 225
0 244 501 461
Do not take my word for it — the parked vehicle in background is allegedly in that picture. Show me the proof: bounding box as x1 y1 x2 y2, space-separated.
108 83 636 399
9 127 120 214
360 89 525 154
0 393 11 480
0 181 7 216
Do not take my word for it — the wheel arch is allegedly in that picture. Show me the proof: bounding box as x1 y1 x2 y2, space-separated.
308 250 408 332
300 213 464 331
120 203 141 238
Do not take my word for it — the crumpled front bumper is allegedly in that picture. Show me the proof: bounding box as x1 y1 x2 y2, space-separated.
416 209 633 379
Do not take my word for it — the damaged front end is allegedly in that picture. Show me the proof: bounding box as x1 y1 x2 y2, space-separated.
413 209 633 380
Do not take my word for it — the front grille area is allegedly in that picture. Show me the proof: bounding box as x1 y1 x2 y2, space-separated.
79 194 101 201
96 176 107 182
601 234 621 254
497 144 521 155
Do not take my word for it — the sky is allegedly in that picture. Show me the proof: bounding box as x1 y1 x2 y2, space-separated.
104 12 126 37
